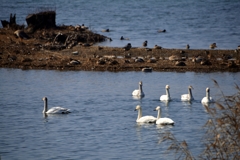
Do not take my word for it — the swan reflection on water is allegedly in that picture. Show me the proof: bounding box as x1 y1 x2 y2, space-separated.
160 100 169 107
43 113 48 118
202 102 215 113
156 124 174 130
132 95 144 100
135 122 155 128
135 122 156 141
42 112 71 121
181 101 193 107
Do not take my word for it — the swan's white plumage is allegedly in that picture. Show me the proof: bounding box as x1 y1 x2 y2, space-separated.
135 105 157 123
160 85 171 101
181 85 194 101
42 97 71 114
45 106 70 114
201 87 214 104
137 116 157 123
154 106 174 125
132 81 145 97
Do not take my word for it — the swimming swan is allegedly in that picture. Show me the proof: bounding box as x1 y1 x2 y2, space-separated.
42 97 71 114
154 106 174 125
181 85 194 101
160 85 171 101
201 87 214 104
135 105 157 123
132 81 145 97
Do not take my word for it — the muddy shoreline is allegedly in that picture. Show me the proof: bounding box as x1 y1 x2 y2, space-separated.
0 26 239 72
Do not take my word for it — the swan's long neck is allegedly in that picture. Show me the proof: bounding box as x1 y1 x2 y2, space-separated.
166 88 170 98
137 108 142 120
188 88 193 99
206 90 210 100
157 109 161 119
139 84 143 96
43 99 48 113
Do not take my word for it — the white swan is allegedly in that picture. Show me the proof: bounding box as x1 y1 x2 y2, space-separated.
201 87 214 104
135 105 157 123
160 85 171 101
154 106 174 125
181 85 194 101
42 97 71 114
132 81 145 97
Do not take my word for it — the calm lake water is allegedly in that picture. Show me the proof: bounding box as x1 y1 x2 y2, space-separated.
0 68 240 159
1 0 240 49
1 0 240 159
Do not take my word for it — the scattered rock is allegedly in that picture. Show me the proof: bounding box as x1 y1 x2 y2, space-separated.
228 60 237 68
135 57 144 63
72 51 79 55
69 59 81 65
169 55 181 61
124 53 131 58
145 48 152 52
154 45 162 49
124 59 131 63
97 59 106 65
109 60 118 65
175 61 186 66
14 30 29 39
142 67 152 72
22 58 32 62
201 59 212 65
147 58 156 63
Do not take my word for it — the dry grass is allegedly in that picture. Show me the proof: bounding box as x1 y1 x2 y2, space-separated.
201 80 240 159
159 132 195 160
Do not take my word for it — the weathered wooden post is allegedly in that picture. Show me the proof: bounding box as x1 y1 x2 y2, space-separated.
1 13 17 28
26 11 56 32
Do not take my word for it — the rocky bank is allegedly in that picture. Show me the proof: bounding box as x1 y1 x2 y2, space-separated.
1 12 239 72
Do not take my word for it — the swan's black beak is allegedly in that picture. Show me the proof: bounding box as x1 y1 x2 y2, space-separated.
134 109 137 111
153 109 156 111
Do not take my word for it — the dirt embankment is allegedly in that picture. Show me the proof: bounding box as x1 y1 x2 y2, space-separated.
0 11 239 72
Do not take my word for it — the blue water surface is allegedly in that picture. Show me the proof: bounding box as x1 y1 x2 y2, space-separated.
0 68 240 159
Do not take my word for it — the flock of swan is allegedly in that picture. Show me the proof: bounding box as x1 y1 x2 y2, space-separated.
132 81 214 125
131 81 214 103
41 81 214 126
